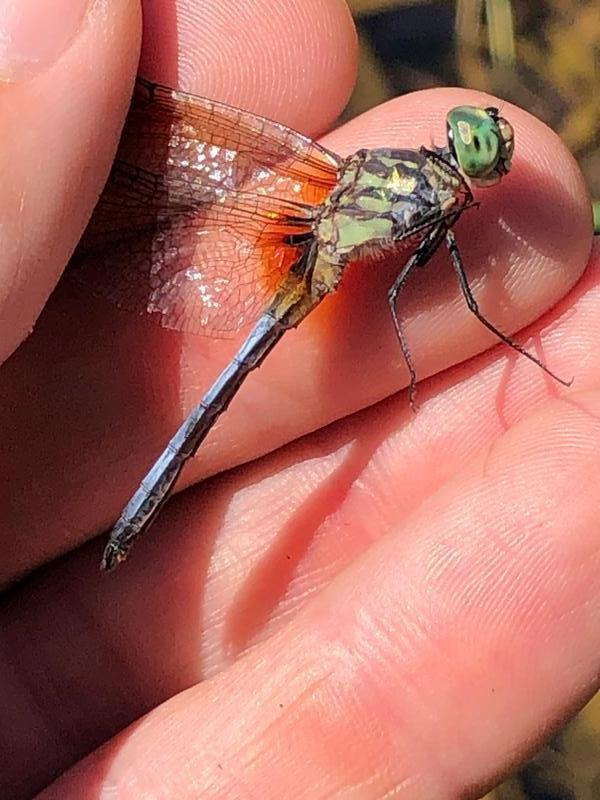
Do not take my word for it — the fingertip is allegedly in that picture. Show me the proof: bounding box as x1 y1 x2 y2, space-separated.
139 0 358 134
0 0 90 84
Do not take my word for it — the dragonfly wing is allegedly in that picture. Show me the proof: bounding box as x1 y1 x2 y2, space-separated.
69 78 340 335
71 162 315 335
127 78 341 205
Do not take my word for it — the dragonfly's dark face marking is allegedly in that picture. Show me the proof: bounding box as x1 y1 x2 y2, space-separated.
315 148 469 263
447 105 514 187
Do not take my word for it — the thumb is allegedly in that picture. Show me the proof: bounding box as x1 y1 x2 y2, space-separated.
0 0 141 363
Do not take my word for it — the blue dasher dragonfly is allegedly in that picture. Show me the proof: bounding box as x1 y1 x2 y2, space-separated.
70 78 567 570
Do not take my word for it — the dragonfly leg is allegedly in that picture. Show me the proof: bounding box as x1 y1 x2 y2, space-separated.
388 224 447 409
444 229 572 387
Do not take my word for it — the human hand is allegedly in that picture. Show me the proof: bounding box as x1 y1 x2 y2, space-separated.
0 1 597 798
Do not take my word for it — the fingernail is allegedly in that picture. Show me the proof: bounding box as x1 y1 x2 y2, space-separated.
0 0 92 83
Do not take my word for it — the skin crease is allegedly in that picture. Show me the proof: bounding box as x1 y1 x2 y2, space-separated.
0 0 598 797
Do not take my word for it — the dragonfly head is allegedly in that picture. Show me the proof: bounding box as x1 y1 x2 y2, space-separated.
446 105 514 187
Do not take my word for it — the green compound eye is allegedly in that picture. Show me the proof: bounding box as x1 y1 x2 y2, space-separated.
447 105 514 183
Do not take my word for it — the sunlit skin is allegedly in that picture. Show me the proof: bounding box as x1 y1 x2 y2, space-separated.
0 1 598 799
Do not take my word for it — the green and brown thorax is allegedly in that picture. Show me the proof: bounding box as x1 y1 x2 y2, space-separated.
315 147 472 265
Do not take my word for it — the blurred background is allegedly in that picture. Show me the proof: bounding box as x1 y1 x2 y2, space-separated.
345 1 600 797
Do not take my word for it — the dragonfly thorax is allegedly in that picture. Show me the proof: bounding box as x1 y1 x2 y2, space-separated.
315 147 469 263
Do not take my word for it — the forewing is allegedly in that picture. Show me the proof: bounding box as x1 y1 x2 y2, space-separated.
70 79 340 335
125 78 340 206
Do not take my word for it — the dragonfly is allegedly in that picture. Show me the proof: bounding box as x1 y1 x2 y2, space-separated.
70 78 567 571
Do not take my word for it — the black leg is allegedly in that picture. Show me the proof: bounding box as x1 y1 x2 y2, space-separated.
388 224 448 409
445 228 572 387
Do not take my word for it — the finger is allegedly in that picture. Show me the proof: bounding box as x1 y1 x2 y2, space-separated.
186 241 600 666
138 0 358 134
0 0 358 583
0 0 141 364
3 247 600 795
76 244 600 665
37 390 600 799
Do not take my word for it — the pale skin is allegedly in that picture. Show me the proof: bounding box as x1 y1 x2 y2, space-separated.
0 0 599 798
